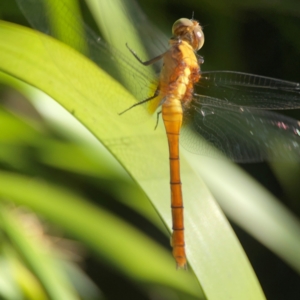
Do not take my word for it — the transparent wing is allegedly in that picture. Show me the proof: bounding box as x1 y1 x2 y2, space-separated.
182 96 300 162
16 0 165 103
16 0 300 162
197 71 300 109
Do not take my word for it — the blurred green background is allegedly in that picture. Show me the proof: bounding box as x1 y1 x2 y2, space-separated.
1 0 300 299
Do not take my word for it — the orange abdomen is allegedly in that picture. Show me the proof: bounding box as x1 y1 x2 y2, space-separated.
162 99 186 268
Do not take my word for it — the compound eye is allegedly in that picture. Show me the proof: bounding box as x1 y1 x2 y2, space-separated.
193 26 204 50
172 18 193 36
172 18 205 51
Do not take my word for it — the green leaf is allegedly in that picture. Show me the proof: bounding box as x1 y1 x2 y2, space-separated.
189 152 300 275
0 20 265 299
0 205 79 300
0 171 201 297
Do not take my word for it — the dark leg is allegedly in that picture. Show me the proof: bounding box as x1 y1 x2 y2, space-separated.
119 90 159 115
155 111 162 130
126 43 165 66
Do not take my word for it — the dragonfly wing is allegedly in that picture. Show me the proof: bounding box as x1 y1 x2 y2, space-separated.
197 71 300 109
182 96 300 162
16 0 159 104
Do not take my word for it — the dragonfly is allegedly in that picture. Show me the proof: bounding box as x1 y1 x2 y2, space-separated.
17 0 300 269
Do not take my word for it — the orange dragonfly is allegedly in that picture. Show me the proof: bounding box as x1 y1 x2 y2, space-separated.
120 18 204 268
17 1 300 269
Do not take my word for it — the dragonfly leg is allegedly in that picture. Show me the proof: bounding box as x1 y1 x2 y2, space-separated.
155 110 162 130
119 90 159 115
126 43 165 66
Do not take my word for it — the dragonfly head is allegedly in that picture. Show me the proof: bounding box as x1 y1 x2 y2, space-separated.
172 18 205 51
